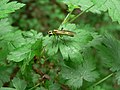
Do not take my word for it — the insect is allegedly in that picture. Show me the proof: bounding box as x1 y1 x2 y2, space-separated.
48 29 75 37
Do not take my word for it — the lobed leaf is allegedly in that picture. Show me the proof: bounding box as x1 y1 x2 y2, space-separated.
97 33 120 72
0 19 13 36
7 30 42 62
0 66 11 87
44 23 102 63
12 78 27 90
92 0 120 24
115 71 120 85
7 44 32 62
61 50 99 88
62 0 101 13
0 0 25 19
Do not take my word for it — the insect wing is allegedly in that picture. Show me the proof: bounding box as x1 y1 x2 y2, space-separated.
53 30 75 37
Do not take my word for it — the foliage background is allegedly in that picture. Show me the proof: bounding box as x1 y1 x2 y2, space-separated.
1 0 120 90
10 0 66 33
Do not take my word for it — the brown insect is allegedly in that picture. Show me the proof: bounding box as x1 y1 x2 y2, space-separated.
48 29 75 37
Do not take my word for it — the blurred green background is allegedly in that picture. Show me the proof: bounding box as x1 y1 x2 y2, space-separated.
10 0 66 34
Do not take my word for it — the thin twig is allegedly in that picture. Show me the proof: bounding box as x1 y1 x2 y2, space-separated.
28 83 41 90
59 9 73 29
62 10 73 24
32 65 44 76
69 4 95 23
92 73 114 87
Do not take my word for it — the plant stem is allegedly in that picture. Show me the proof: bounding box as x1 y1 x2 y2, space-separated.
28 83 40 90
92 73 114 87
69 4 95 23
62 10 73 24
59 4 94 29
58 9 73 29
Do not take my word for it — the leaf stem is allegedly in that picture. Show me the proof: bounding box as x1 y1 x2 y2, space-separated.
69 4 95 23
62 9 73 24
28 83 40 90
92 73 114 87
59 9 73 29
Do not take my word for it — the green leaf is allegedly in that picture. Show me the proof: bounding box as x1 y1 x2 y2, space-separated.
0 19 13 36
32 74 41 84
63 0 120 23
44 23 83 62
92 0 120 24
85 33 102 48
7 44 32 62
61 50 99 88
22 30 42 41
62 0 101 13
59 41 83 63
49 83 60 90
87 86 105 90
12 78 26 90
115 71 120 85
2 30 26 49
0 66 11 87
59 23 76 30
35 87 47 90
97 33 120 71
43 36 59 56
7 30 42 62
44 23 101 63
0 41 9 61
0 0 25 18
0 19 14 61
0 87 16 90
